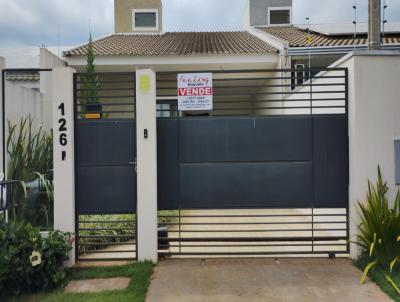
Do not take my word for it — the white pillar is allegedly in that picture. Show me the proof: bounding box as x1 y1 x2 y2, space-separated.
136 68 158 262
52 67 76 267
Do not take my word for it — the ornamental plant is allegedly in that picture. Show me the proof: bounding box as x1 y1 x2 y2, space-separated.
0 218 72 298
356 167 400 294
7 116 53 228
80 33 100 106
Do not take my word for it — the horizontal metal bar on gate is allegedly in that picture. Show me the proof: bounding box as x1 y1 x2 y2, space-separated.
77 110 135 114
157 236 347 242
156 98 346 102
199 106 345 111
79 228 136 232
162 243 348 248
158 251 348 256
157 92 345 98
79 234 136 239
213 106 345 110
158 213 347 218
77 258 136 262
156 105 346 114
156 106 345 110
76 72 136 76
76 80 135 84
77 88 135 92
77 102 135 107
78 250 136 254
156 68 348 74
160 221 346 225
212 98 345 103
156 83 346 90
78 242 136 246
156 76 345 83
79 220 135 224
77 95 135 99
164 228 347 233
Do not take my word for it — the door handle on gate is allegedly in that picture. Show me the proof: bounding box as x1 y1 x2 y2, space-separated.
128 160 137 173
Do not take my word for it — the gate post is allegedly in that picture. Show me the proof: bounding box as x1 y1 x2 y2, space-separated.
136 69 158 262
52 67 76 267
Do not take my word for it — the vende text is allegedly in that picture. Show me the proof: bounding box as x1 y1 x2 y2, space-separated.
178 87 213 96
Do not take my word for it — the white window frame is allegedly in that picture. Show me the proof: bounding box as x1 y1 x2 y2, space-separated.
267 6 292 26
132 9 159 31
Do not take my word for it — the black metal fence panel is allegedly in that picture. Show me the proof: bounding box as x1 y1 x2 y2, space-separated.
76 119 136 214
313 115 349 208
158 115 347 210
179 117 313 162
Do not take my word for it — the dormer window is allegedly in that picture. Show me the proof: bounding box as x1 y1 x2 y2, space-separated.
268 7 291 25
133 9 159 31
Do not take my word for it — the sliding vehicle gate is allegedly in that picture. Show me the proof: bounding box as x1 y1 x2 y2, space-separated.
74 72 137 261
156 68 349 257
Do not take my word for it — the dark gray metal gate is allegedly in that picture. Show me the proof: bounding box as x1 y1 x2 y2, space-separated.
74 72 137 261
156 68 349 257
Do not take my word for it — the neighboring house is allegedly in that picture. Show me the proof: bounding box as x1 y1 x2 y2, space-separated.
0 48 67 131
64 0 400 84
244 0 400 86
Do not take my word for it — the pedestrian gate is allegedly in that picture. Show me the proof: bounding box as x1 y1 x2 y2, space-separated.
74 72 137 261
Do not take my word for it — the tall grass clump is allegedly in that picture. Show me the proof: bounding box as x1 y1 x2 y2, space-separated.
7 116 53 228
356 166 400 294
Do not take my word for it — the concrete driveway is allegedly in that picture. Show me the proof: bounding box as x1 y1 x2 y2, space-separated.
146 258 390 302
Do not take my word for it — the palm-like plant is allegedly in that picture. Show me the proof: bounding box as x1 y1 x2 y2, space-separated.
6 116 53 227
357 166 400 294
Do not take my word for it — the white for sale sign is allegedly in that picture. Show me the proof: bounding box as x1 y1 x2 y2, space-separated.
178 73 213 111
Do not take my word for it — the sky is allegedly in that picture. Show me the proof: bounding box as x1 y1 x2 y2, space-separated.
0 0 399 47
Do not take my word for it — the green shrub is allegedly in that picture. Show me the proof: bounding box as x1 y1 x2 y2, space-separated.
7 116 53 228
356 167 400 294
0 218 72 298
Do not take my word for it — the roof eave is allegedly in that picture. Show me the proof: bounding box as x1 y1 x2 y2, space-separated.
288 44 400 56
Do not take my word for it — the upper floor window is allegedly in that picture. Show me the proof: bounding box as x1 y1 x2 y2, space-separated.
133 9 158 31
268 7 291 25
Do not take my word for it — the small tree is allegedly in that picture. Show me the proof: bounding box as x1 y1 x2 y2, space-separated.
86 33 96 74
82 33 99 106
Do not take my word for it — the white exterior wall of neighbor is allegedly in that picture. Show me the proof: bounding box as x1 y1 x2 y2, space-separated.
4 48 66 134
5 81 49 131
52 67 76 267
39 48 66 130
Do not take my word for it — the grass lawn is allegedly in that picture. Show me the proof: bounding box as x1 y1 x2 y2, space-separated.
7 262 154 302
355 259 400 301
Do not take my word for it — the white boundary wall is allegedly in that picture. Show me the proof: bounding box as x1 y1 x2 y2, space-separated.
340 51 400 258
52 67 76 267
136 69 158 262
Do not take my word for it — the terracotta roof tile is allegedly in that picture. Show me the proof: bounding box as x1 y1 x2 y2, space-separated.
258 25 400 47
64 32 277 57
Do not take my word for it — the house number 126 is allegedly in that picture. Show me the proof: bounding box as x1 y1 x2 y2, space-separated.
58 103 68 161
